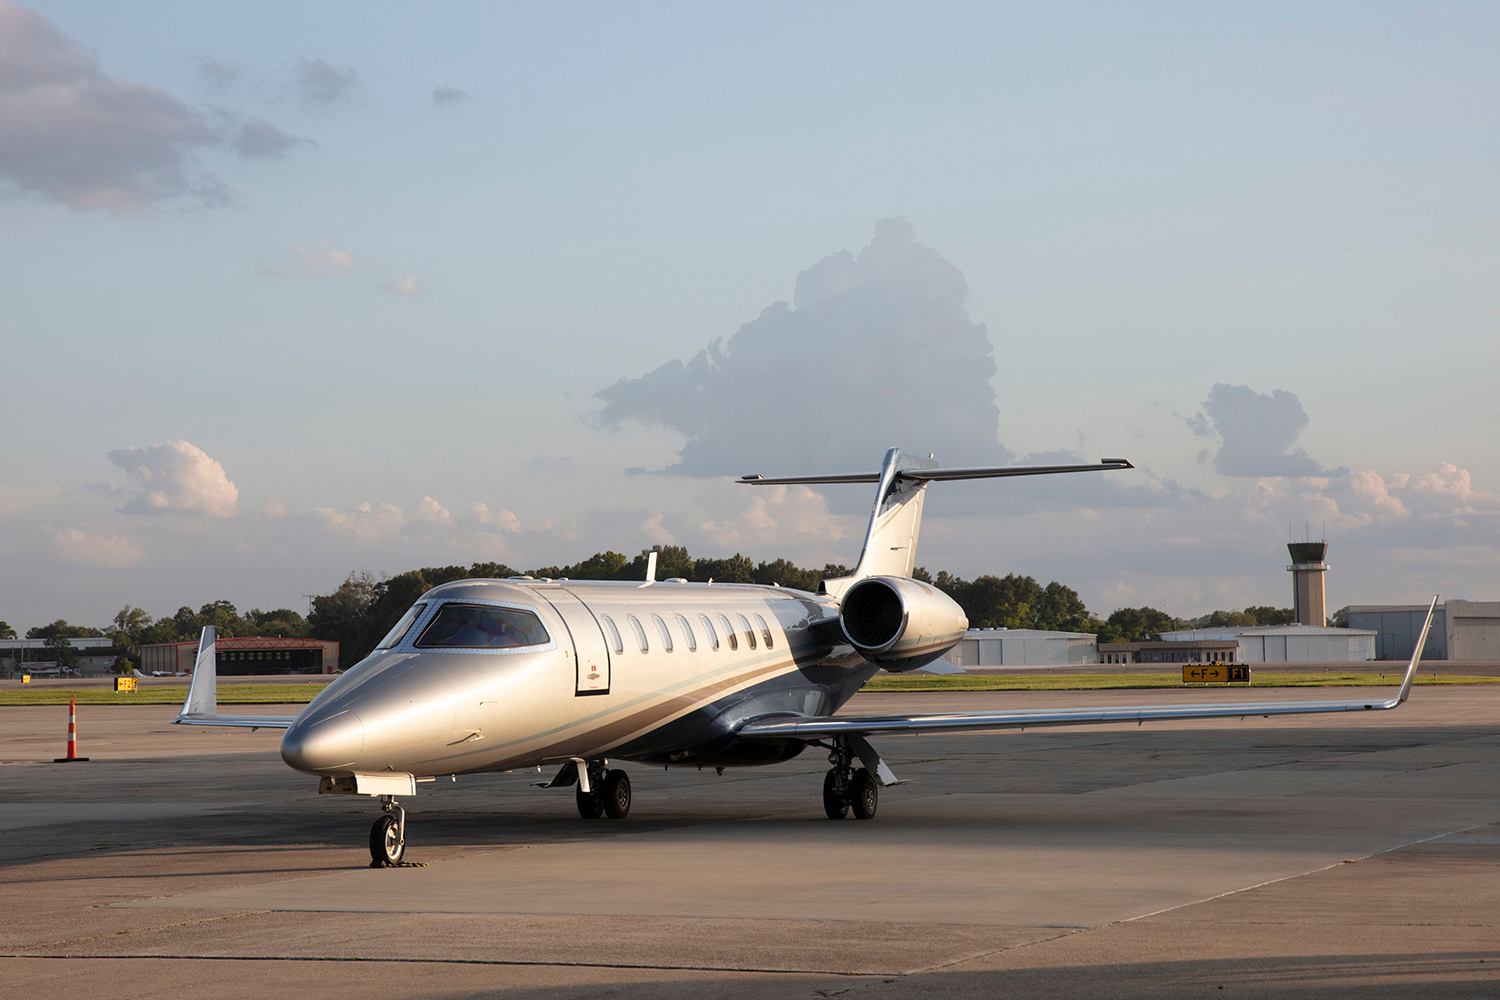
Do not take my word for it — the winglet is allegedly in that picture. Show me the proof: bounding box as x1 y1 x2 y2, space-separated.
178 626 218 719
1394 595 1440 705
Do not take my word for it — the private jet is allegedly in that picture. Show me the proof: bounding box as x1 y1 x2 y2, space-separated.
174 448 1438 866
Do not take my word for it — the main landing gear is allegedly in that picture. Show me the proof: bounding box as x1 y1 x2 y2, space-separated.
823 738 877 820
369 796 406 867
576 759 632 820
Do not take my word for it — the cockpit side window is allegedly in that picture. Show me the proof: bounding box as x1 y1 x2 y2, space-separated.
375 603 427 650
415 603 549 649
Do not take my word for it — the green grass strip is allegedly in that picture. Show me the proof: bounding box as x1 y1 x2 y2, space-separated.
0 683 330 706
863 672 1499 692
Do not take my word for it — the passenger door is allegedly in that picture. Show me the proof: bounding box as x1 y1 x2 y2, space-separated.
543 588 612 695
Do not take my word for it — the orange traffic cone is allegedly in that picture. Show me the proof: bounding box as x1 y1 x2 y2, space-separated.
54 694 89 763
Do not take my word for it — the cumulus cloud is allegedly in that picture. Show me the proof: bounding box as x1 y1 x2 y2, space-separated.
261 496 290 518
596 219 1009 478
470 502 521 532
381 273 422 296
698 484 849 550
53 527 143 568
196 57 246 92
292 57 357 109
412 495 453 525
1187 383 1341 478
431 85 469 107
315 501 405 544
107 440 240 518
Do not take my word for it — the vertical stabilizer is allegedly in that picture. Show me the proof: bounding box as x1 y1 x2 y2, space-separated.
179 626 218 719
822 448 935 597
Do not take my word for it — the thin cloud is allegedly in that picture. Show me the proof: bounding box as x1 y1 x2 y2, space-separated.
292 57 357 109
53 527 144 568
227 115 313 159
431 85 469 107
381 273 422 296
315 501 405 544
196 56 246 92
257 242 357 277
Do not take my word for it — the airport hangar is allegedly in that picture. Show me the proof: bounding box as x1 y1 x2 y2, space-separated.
139 636 339 675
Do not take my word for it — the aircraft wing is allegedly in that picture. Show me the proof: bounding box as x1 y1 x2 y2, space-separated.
739 597 1437 742
739 459 1132 486
170 626 299 731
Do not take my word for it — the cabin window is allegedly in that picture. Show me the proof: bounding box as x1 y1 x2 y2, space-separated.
415 603 549 649
737 614 757 650
652 614 673 652
676 614 697 651
718 614 738 651
699 614 719 650
627 614 649 653
374 603 426 650
600 615 624 655
754 614 773 649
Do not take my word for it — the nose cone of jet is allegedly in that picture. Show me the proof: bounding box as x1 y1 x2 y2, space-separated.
281 709 364 773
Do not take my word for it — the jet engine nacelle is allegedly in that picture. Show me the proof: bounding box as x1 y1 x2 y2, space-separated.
839 576 969 672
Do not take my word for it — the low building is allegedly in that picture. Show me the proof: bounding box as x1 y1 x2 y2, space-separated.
1157 624 1376 663
1349 599 1500 661
1099 640 1240 665
0 637 122 677
139 636 340 675
947 628 1098 667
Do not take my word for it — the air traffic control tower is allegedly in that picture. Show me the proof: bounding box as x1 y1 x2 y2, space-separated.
1287 541 1329 627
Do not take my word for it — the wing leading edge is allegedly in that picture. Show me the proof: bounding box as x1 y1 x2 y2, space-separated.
738 596 1439 741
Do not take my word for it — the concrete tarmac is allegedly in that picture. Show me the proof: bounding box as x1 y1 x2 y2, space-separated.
2 686 1498 998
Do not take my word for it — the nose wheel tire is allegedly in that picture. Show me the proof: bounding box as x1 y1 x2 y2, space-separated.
822 768 849 819
370 814 404 866
850 767 878 820
576 785 604 818
602 768 632 819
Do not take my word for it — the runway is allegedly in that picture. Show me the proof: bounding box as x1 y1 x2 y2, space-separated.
3 686 1498 998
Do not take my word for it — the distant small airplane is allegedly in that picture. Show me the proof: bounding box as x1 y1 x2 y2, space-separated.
174 448 1439 867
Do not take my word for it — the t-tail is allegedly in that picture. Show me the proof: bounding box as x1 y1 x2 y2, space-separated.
740 448 1132 670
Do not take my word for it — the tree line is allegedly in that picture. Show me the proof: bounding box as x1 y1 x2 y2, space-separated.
4 545 1320 674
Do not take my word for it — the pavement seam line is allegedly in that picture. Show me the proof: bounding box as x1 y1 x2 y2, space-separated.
1116 821 1495 925
0 953 883 976
12 909 275 953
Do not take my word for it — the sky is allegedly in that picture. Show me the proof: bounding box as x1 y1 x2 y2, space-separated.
2 1 1498 632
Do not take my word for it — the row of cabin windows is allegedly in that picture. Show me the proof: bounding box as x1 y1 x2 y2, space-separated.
597 611 774 656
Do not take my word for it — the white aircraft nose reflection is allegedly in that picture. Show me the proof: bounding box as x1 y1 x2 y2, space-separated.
280 708 365 773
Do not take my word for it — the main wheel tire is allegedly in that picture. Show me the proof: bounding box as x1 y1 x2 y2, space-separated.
576 786 604 819
369 814 404 866
851 768 879 820
822 768 849 820
602 768 632 819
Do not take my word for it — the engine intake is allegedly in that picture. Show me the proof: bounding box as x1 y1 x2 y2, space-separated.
839 576 968 672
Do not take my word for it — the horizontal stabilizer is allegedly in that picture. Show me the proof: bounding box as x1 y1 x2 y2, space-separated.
740 459 1133 486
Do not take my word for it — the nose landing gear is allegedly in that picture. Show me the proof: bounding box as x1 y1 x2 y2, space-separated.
370 796 406 867
575 759 632 820
823 738 878 820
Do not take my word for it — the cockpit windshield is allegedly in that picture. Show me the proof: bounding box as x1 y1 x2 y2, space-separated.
415 603 550 649
374 603 427 650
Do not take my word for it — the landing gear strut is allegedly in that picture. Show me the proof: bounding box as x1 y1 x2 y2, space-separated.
823 738 877 820
576 759 632 820
369 796 406 866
